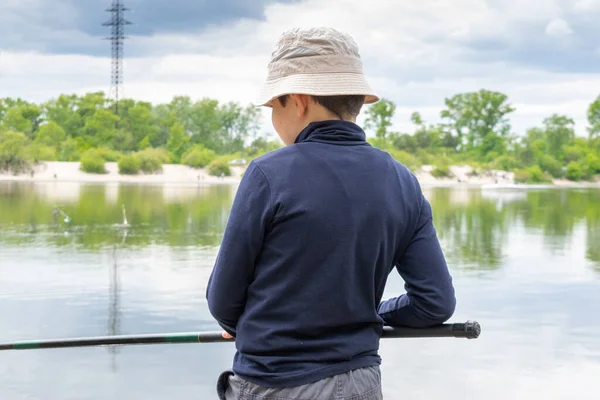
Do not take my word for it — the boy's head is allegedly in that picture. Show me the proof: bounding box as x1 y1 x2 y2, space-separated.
256 27 379 145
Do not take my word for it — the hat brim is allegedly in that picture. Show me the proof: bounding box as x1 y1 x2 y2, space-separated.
253 73 380 107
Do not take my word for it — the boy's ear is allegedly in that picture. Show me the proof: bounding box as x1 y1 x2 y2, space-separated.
291 94 310 118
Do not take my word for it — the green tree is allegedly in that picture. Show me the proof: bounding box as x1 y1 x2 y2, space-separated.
410 111 424 127
59 138 80 161
151 105 177 147
538 154 563 178
414 129 433 149
217 102 261 154
77 92 108 120
588 95 600 140
390 133 417 153
138 136 151 150
168 96 194 128
83 109 119 147
26 143 57 162
0 130 31 172
364 98 396 140
0 101 42 137
36 121 66 148
1 104 42 138
43 95 83 137
588 153 600 174
0 99 9 122
119 101 159 150
187 98 222 151
167 122 190 163
245 137 282 158
542 114 575 160
1 107 32 134
440 89 514 153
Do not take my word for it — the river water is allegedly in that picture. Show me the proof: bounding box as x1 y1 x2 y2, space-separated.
0 182 599 399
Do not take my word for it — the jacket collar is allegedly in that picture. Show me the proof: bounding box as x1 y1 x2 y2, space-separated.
294 120 368 145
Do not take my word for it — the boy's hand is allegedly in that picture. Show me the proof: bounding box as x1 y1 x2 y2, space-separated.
222 331 234 340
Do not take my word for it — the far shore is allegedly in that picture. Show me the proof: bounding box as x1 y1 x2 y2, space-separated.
0 162 245 186
1 161 599 189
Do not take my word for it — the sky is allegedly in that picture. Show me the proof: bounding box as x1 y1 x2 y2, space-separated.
1 0 600 137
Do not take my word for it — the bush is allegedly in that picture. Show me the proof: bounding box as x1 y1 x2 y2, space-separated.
118 155 141 175
367 137 394 151
492 155 518 171
59 138 80 161
96 147 123 162
415 149 435 166
38 146 57 161
246 138 283 159
587 153 600 174
25 144 57 162
387 148 420 171
564 146 584 163
207 158 231 177
136 148 167 174
0 130 32 173
74 137 93 154
513 166 552 184
431 164 453 178
565 161 593 181
483 151 501 163
537 154 563 178
182 145 217 168
80 150 106 174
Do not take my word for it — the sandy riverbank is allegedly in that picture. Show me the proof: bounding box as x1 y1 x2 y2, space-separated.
416 165 599 188
0 162 245 185
1 162 598 188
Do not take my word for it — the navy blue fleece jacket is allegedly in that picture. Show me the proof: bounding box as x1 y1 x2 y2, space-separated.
206 120 455 388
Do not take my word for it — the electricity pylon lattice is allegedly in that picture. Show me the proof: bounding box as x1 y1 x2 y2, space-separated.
103 0 132 120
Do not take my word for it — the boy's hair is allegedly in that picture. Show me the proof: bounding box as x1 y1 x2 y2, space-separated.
278 94 365 119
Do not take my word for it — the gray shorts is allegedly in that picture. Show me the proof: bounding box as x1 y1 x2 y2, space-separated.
217 365 383 400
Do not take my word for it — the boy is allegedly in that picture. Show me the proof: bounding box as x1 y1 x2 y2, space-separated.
207 27 456 400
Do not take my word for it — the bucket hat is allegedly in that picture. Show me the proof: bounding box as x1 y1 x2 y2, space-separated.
255 27 380 107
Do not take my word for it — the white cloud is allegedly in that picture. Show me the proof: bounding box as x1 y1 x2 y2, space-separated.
1 0 600 137
573 0 600 12
545 18 573 37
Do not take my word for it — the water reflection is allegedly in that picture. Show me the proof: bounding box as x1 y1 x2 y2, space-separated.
1 182 600 399
108 228 127 372
0 182 235 249
422 187 600 272
1 183 599 272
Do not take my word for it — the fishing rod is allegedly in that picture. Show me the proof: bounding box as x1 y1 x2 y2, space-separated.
0 321 480 352
52 205 72 224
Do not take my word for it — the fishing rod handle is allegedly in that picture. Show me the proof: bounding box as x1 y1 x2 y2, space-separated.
381 321 481 339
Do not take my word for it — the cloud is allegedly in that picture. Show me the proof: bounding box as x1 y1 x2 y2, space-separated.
1 0 600 137
546 18 573 37
0 0 298 56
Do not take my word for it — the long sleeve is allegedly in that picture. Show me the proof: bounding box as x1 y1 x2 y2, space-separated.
206 162 273 336
378 192 456 328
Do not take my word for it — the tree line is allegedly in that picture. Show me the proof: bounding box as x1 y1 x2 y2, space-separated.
364 90 600 182
1 89 599 182
0 93 280 176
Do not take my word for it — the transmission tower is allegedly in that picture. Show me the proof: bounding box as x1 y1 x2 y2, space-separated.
103 0 132 120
